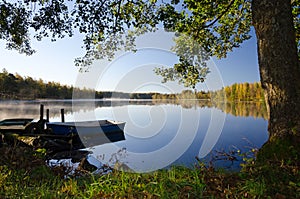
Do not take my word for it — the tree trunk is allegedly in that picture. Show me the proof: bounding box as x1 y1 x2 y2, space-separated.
252 0 300 142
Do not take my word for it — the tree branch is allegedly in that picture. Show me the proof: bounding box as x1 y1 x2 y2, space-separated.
114 0 123 31
203 0 236 28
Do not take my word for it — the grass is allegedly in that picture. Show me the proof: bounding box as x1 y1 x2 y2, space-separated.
0 139 299 198
0 162 207 198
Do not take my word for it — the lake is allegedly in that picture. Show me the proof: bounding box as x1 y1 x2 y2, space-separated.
0 99 268 172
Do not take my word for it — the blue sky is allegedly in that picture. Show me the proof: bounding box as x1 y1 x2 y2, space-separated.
0 29 259 93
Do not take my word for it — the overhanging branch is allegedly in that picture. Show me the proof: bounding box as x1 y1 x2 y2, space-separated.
203 0 236 28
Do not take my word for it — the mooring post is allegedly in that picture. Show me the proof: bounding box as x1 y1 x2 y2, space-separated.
61 109 65 123
46 109 50 122
40 104 44 121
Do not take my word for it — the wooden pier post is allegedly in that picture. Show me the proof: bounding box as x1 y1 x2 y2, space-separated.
46 109 50 122
40 104 44 121
61 109 65 123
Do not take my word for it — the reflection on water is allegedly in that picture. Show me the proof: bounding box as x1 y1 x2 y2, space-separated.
152 99 268 119
0 99 268 172
0 99 267 120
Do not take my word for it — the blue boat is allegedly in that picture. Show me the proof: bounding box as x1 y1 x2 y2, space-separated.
46 120 126 146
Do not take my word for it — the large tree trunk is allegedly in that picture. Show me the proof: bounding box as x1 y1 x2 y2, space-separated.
252 0 300 143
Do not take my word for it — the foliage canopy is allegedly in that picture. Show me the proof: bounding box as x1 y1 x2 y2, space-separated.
0 0 299 88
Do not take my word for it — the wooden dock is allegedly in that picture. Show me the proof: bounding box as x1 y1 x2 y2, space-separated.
0 104 125 152
0 125 27 133
0 118 33 134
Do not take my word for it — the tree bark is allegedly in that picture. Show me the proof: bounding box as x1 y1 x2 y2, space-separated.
252 0 300 140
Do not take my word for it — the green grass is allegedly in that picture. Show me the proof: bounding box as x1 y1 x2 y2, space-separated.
0 163 299 198
0 143 299 198
0 164 207 198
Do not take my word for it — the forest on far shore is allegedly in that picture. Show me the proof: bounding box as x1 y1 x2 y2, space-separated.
0 69 265 102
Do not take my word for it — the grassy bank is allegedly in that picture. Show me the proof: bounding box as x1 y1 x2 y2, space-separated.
0 144 299 198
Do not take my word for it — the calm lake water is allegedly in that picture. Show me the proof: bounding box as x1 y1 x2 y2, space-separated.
0 99 268 172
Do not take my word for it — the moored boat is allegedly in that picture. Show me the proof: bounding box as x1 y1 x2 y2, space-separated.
46 120 126 146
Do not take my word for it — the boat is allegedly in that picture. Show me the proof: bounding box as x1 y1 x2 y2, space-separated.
46 120 126 147
0 104 126 149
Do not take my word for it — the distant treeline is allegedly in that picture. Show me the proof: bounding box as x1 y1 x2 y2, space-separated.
152 82 265 102
211 82 265 102
0 69 265 101
0 69 80 99
151 99 267 119
0 69 154 100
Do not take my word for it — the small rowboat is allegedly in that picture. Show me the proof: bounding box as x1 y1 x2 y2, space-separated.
46 120 126 147
0 118 126 148
0 104 126 151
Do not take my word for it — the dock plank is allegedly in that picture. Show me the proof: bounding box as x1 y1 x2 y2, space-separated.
0 125 26 133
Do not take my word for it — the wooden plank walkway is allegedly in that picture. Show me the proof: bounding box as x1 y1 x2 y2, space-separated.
0 126 75 139
0 125 26 133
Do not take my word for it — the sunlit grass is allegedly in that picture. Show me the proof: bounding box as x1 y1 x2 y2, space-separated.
0 144 299 198
0 165 207 198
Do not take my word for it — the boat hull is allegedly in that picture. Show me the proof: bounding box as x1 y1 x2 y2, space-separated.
46 120 125 147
